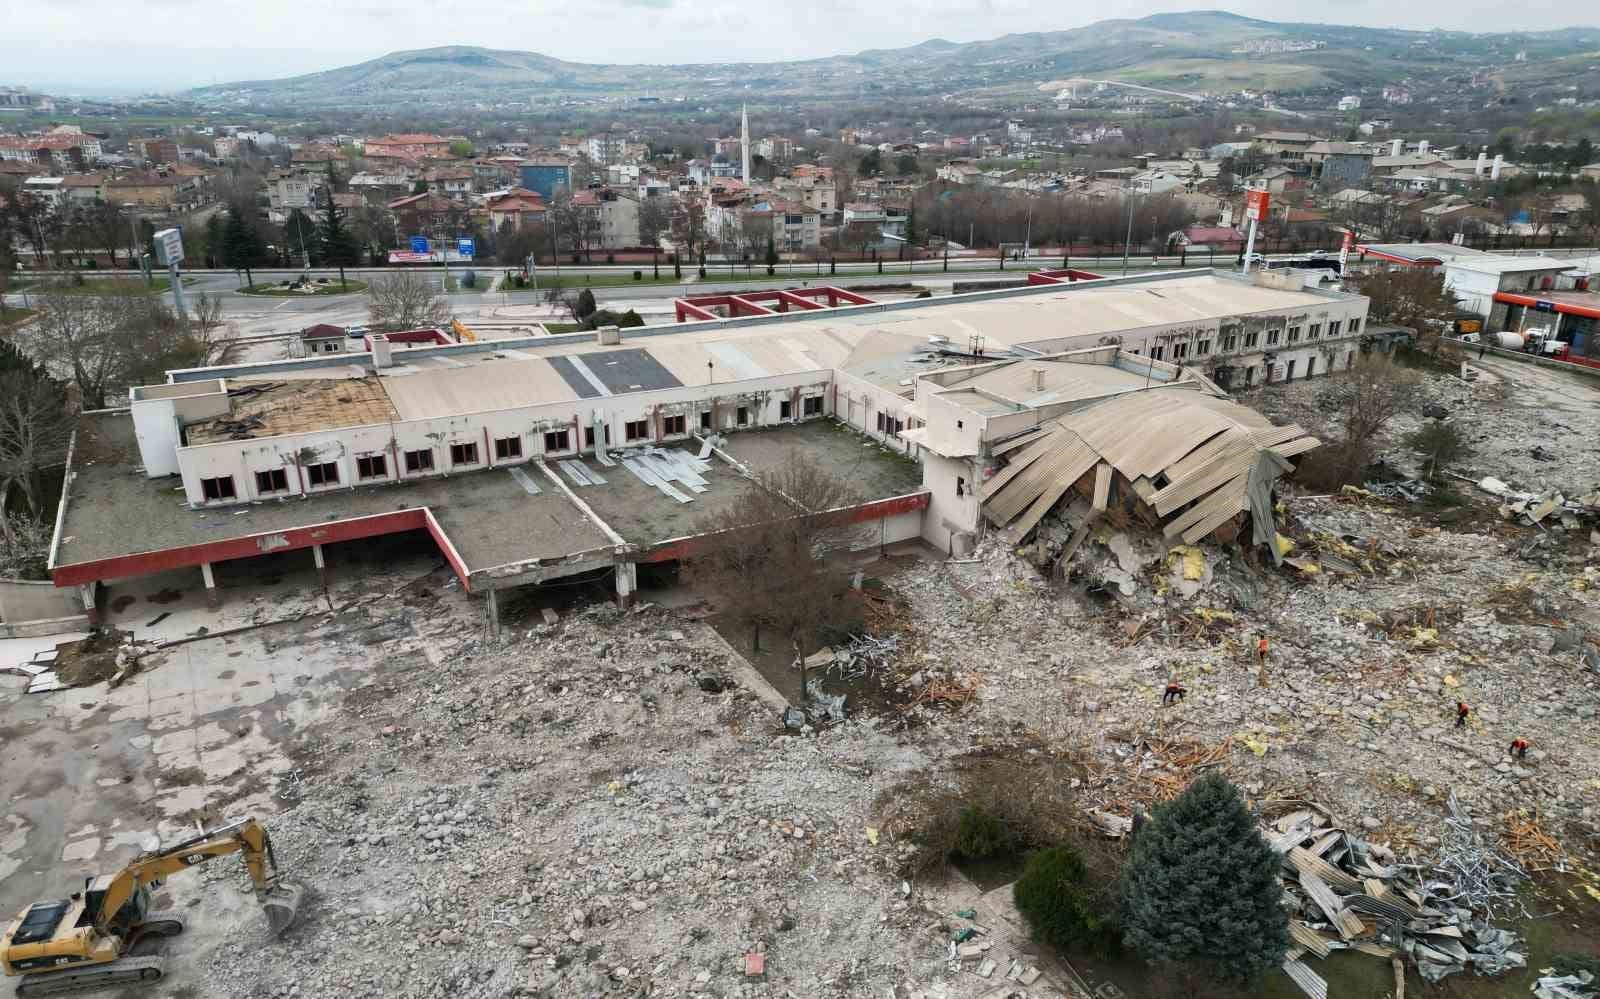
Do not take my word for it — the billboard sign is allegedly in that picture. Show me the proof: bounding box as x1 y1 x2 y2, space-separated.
153 227 184 267
388 250 472 264
456 237 476 259
409 235 430 254
1244 189 1270 223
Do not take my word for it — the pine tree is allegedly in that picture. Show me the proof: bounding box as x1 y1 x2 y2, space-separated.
764 234 778 276
221 208 266 289
319 193 361 289
1118 772 1288 983
904 204 921 248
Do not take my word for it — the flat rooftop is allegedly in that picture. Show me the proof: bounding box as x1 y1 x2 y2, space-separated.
55 414 923 585
935 357 1162 411
57 412 611 577
169 270 1357 438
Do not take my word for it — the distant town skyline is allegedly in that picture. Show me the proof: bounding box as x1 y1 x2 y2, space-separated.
4 0 1598 95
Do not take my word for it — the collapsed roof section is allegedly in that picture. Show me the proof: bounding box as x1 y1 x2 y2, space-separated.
980 387 1319 552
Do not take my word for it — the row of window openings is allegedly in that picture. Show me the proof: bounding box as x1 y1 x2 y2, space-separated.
195 400 838 499
198 402 826 502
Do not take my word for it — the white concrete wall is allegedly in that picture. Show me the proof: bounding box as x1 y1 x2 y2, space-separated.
831 369 921 457
173 369 837 507
920 452 982 555
1443 267 1500 319
131 399 181 477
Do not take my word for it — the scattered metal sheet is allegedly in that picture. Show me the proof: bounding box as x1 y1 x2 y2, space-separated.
622 457 693 504
507 466 542 496
27 671 65 694
1289 921 1333 959
557 460 606 486
1282 957 1328 999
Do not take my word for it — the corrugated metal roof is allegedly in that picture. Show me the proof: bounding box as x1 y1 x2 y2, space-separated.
979 382 1319 549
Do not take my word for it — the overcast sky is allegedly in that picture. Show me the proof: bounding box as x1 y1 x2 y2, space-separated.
4 0 1596 94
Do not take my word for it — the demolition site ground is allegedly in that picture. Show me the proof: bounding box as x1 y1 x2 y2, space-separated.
1 352 1599 998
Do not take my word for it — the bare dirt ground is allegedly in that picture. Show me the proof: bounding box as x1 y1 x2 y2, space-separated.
5 354 1600 999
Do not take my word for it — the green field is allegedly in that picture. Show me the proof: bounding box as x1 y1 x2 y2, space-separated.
239 279 369 297
10 276 179 295
0 306 36 326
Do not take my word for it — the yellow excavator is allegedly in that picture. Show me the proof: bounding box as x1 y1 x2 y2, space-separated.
0 817 302 997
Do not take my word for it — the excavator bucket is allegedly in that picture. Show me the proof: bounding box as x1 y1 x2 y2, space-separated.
262 884 303 935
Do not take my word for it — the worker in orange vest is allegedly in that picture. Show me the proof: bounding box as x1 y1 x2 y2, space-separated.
1162 681 1187 705
1455 701 1471 728
1508 737 1530 760
1256 634 1269 666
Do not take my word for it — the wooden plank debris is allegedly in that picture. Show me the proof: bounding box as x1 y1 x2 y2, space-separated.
1289 921 1333 959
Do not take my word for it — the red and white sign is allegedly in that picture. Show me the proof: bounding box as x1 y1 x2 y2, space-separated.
387 250 471 264
1245 189 1271 222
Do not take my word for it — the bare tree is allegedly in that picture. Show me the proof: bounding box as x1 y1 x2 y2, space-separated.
186 292 236 365
685 455 860 658
637 197 670 250
1328 354 1421 463
0 511 53 579
368 270 452 331
24 288 122 408
0 342 73 537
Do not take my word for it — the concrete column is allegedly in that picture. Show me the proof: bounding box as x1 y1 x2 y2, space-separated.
614 562 637 608
78 582 99 627
485 587 500 639
312 543 327 587
200 561 218 608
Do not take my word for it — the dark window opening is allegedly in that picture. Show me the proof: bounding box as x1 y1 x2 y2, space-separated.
254 469 288 494
956 476 965 497
306 462 339 487
736 406 750 426
802 396 823 417
780 399 793 419
404 449 434 473
699 411 712 430
449 442 479 466
494 436 523 460
544 429 571 452
663 414 686 436
624 419 649 442
201 476 235 501
356 455 387 480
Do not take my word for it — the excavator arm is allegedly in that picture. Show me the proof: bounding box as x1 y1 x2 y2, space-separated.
96 818 300 936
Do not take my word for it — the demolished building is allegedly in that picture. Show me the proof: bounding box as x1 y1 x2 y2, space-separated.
47 269 1366 626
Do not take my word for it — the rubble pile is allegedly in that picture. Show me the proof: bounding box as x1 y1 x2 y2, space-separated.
1266 798 1527 991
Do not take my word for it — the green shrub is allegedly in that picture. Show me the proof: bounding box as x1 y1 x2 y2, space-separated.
1014 845 1114 953
954 806 1011 859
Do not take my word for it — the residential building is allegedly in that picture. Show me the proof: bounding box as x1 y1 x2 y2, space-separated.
484 188 547 231
291 146 341 172
1302 142 1373 191
586 132 626 165
387 192 468 240
133 137 179 166
519 160 572 200
21 176 66 208
60 173 104 205
1129 169 1185 195
268 170 319 216
745 198 821 251
348 172 414 202
936 160 982 185
1251 131 1323 168
1337 95 1361 111
0 133 99 171
421 166 473 199
213 136 241 158
572 188 639 248
105 171 189 210
771 169 837 216
363 134 453 160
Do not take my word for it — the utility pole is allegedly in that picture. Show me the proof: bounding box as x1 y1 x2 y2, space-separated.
1121 185 1136 275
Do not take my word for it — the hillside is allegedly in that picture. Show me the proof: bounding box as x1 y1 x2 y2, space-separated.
189 11 1600 109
